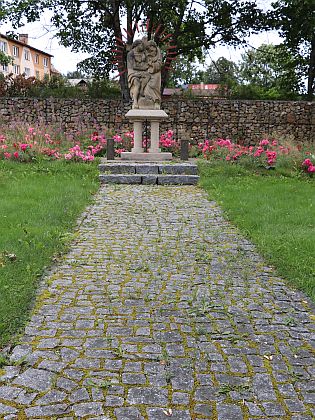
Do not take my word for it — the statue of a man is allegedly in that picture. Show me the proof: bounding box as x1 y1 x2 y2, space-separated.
127 38 162 110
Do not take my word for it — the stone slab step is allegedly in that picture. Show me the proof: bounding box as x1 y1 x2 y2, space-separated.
99 162 198 175
99 174 199 185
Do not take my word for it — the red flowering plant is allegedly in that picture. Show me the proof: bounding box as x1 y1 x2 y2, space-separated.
159 130 180 156
0 123 108 163
199 136 314 176
302 156 315 175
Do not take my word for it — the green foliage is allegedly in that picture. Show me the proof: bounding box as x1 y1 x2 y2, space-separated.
0 73 121 98
237 44 301 94
167 56 238 88
167 57 205 87
201 57 238 85
6 0 265 98
0 50 13 66
269 0 315 99
0 160 99 347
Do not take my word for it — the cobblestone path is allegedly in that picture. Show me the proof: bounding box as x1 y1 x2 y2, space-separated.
0 185 314 419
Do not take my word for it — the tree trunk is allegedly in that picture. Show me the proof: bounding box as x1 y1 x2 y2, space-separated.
120 72 130 102
307 37 315 100
111 0 131 101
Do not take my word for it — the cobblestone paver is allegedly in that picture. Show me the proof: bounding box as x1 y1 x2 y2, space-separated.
0 185 314 419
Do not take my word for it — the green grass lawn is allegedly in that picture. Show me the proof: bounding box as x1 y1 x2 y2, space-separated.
0 160 99 348
199 161 315 302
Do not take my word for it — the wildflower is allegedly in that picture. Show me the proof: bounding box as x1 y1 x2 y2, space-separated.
303 158 312 167
259 139 270 147
254 147 264 157
113 135 123 143
20 143 31 152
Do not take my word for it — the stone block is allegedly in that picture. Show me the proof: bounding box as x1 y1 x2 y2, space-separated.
135 164 159 174
99 175 142 184
121 152 172 161
99 164 135 174
158 164 198 175
157 175 199 185
142 175 158 184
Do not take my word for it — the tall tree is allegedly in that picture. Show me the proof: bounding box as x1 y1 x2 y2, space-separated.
270 0 315 99
202 57 238 85
238 44 301 95
167 57 204 87
7 0 265 100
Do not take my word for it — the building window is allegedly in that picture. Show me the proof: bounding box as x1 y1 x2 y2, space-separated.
35 70 40 79
24 67 31 76
24 50 30 60
43 57 48 67
35 54 39 64
0 40 7 53
13 64 20 75
12 46 19 57
2 64 8 72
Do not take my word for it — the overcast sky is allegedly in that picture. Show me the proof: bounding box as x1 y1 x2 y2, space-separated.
0 0 281 75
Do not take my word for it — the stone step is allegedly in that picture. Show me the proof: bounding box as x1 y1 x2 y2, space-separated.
99 162 198 176
99 174 199 185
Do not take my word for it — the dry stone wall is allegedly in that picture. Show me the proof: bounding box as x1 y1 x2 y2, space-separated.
0 97 314 144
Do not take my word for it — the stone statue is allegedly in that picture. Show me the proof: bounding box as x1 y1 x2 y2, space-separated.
127 37 162 110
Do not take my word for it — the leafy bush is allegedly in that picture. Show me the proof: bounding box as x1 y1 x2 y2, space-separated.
0 74 121 99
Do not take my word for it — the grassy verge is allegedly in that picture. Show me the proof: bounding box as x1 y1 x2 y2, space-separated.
0 160 99 348
199 161 315 302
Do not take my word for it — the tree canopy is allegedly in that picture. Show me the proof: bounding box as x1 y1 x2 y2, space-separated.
5 0 265 100
270 0 315 99
237 44 301 97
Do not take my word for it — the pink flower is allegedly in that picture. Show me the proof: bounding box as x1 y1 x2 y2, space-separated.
308 165 315 173
259 139 270 147
113 135 123 143
125 131 134 138
266 150 277 165
303 159 312 167
20 143 30 151
3 152 11 159
13 151 19 159
254 147 264 157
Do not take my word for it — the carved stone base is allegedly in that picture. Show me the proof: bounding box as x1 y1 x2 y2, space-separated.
124 109 171 161
125 109 168 120
120 152 172 161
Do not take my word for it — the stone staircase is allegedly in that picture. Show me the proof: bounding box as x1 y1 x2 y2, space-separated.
99 160 199 185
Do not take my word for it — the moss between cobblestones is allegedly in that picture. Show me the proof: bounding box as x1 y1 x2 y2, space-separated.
0 185 313 419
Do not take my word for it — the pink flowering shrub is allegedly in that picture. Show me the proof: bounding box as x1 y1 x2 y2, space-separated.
302 157 315 174
0 121 313 176
160 130 180 155
199 136 314 176
0 123 107 163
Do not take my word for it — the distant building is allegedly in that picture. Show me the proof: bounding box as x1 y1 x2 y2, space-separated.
0 33 53 80
189 83 221 91
66 79 90 89
163 83 227 98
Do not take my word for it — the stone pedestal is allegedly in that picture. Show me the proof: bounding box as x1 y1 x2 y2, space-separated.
121 109 172 161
